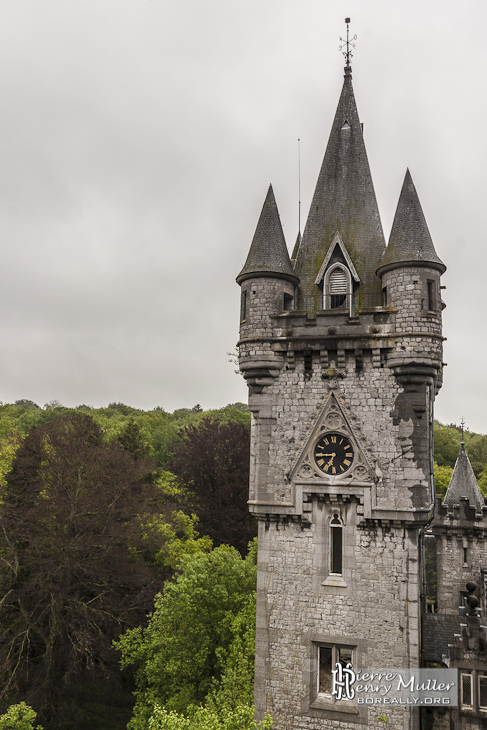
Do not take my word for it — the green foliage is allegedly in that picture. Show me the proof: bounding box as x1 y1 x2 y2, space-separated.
434 423 461 469
0 703 42 730
140 511 213 574
148 704 272 730
478 469 487 497
433 462 453 498
115 542 258 728
0 413 165 724
118 418 154 461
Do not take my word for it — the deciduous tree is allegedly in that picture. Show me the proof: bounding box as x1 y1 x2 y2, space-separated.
0 414 164 726
170 419 255 553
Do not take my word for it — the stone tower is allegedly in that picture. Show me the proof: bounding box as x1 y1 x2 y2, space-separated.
424 444 487 726
237 53 446 730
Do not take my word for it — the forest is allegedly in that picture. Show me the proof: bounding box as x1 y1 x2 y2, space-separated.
0 399 483 730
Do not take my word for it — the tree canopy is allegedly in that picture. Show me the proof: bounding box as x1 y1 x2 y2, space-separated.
0 413 166 725
170 419 255 554
115 542 258 728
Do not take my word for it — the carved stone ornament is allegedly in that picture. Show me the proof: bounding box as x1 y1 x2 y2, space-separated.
289 392 375 487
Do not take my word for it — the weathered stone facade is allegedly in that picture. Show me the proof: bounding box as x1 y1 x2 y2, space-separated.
237 61 447 730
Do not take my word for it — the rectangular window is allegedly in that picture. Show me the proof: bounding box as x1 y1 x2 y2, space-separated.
331 525 343 574
382 287 387 306
318 645 354 698
427 280 435 311
319 647 333 695
461 672 473 708
479 673 487 710
240 290 247 321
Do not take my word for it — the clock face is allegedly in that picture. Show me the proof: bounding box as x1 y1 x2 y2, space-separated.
314 433 354 475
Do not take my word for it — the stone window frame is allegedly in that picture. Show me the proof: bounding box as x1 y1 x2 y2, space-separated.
461 671 473 710
323 263 353 313
321 503 348 588
329 510 344 575
459 669 487 714
240 288 248 322
309 637 364 720
314 232 360 316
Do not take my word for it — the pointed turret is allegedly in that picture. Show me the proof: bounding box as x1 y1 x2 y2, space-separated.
377 170 446 276
443 443 484 512
294 68 386 313
237 185 297 285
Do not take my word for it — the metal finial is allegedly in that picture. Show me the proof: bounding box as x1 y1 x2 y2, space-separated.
460 416 466 442
339 17 357 69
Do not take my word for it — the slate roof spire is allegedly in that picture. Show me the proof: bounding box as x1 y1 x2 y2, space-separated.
237 185 298 284
294 65 386 313
443 442 484 512
377 169 446 275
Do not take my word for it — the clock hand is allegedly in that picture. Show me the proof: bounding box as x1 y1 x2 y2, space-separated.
325 453 336 467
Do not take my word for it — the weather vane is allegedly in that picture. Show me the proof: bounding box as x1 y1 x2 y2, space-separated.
460 416 466 441
339 17 357 68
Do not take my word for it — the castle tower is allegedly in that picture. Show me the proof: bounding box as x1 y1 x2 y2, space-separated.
424 444 487 725
237 49 445 730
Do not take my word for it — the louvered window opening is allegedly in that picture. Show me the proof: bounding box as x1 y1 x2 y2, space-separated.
330 269 347 309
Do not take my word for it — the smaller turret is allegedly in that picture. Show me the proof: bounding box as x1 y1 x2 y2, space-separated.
237 186 298 386
443 442 485 513
377 170 446 391
377 169 445 334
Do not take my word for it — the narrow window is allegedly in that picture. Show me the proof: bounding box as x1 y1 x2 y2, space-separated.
427 280 435 311
329 269 347 309
330 513 343 574
241 290 247 321
461 672 473 708
382 286 387 306
479 673 487 710
464 547 468 565
319 647 333 695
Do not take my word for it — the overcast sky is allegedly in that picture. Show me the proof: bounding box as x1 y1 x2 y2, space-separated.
0 0 485 431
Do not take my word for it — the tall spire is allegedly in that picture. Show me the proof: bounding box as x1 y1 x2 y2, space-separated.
378 169 446 275
443 442 484 512
237 185 297 284
294 61 386 313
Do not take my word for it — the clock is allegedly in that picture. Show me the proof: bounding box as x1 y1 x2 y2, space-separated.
313 433 354 475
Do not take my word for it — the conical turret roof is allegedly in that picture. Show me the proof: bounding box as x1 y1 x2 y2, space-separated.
378 170 446 275
294 69 386 313
237 185 297 284
443 443 484 512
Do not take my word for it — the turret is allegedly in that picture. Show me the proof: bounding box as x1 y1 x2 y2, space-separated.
236 185 298 386
377 169 446 339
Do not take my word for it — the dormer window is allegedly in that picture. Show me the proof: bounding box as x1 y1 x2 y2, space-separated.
323 264 352 312
315 233 360 317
